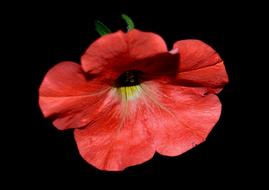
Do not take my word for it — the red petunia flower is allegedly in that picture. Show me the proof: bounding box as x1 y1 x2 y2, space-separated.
39 29 228 171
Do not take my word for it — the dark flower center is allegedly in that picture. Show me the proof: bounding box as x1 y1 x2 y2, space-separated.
115 70 143 87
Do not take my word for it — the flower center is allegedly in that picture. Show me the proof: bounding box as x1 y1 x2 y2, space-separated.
115 70 143 87
115 70 143 100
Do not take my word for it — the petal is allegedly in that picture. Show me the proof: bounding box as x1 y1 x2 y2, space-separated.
173 40 222 72
81 31 127 74
74 92 155 171
173 40 228 93
81 29 167 74
126 29 168 59
141 81 221 156
39 61 112 130
176 61 228 93
133 52 179 82
74 81 220 171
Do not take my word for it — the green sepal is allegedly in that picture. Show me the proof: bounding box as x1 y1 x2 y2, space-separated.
95 20 112 36
121 14 135 31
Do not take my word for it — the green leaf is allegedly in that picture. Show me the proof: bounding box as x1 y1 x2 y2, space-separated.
94 20 111 36
121 14 135 30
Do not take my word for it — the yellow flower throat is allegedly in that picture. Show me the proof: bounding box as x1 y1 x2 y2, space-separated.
115 70 143 100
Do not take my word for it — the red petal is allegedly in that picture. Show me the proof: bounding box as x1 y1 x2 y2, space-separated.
126 29 167 59
81 29 167 74
74 81 220 171
133 52 179 82
39 61 113 130
173 40 228 93
74 96 155 171
141 81 221 156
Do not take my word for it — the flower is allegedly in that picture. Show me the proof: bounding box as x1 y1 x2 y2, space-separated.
39 29 228 171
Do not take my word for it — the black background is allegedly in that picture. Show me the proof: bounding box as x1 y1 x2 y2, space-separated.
7 0 258 186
